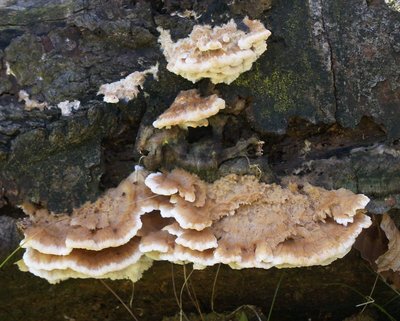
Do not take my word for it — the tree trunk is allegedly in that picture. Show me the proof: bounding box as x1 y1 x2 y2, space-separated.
0 1 399 320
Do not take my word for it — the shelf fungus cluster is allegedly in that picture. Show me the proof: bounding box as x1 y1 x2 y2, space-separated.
18 166 371 284
158 17 272 84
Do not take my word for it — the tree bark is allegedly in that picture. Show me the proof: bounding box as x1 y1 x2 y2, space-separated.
0 0 399 320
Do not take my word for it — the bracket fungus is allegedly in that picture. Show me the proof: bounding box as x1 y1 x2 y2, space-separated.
210 188 371 269
97 64 158 103
158 17 272 84
22 238 143 277
18 166 371 284
167 224 218 252
145 168 207 206
18 166 161 283
152 89 225 129
17 257 153 285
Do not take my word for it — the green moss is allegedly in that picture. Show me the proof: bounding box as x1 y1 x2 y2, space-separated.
182 166 220 183
235 66 298 113
263 71 296 112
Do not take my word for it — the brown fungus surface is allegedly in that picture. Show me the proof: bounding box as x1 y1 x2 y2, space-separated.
174 228 218 251
145 168 207 206
18 166 160 283
158 174 268 231
160 197 214 231
20 166 160 253
18 255 153 284
18 167 371 285
139 230 176 253
212 201 371 269
19 204 72 256
210 182 371 268
207 174 267 220
144 170 371 270
22 237 143 277
301 184 370 225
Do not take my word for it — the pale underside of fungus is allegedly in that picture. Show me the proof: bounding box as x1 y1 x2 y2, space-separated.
152 89 226 129
18 166 371 284
97 64 158 103
158 17 272 84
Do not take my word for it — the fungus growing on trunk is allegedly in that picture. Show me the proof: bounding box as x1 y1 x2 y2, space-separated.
18 203 72 255
17 166 161 283
97 64 158 103
22 237 143 277
158 17 271 84
18 167 371 284
142 170 371 270
211 192 371 268
152 89 225 129
19 167 158 253
17 256 152 284
173 227 218 251
145 168 207 206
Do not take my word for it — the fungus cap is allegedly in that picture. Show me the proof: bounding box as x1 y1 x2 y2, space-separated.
207 174 266 220
210 182 371 268
22 237 143 277
157 174 266 232
155 244 217 267
136 211 174 237
145 168 206 206
271 214 372 268
302 184 370 226
65 192 144 251
152 89 225 129
18 167 372 282
18 256 153 284
65 169 156 251
162 222 184 236
18 206 72 256
19 166 159 254
170 225 218 251
18 90 48 111
139 230 176 253
158 18 271 84
164 197 213 231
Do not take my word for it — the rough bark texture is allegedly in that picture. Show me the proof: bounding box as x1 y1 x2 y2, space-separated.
0 0 399 320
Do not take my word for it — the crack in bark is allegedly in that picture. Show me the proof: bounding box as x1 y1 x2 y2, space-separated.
320 0 339 119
